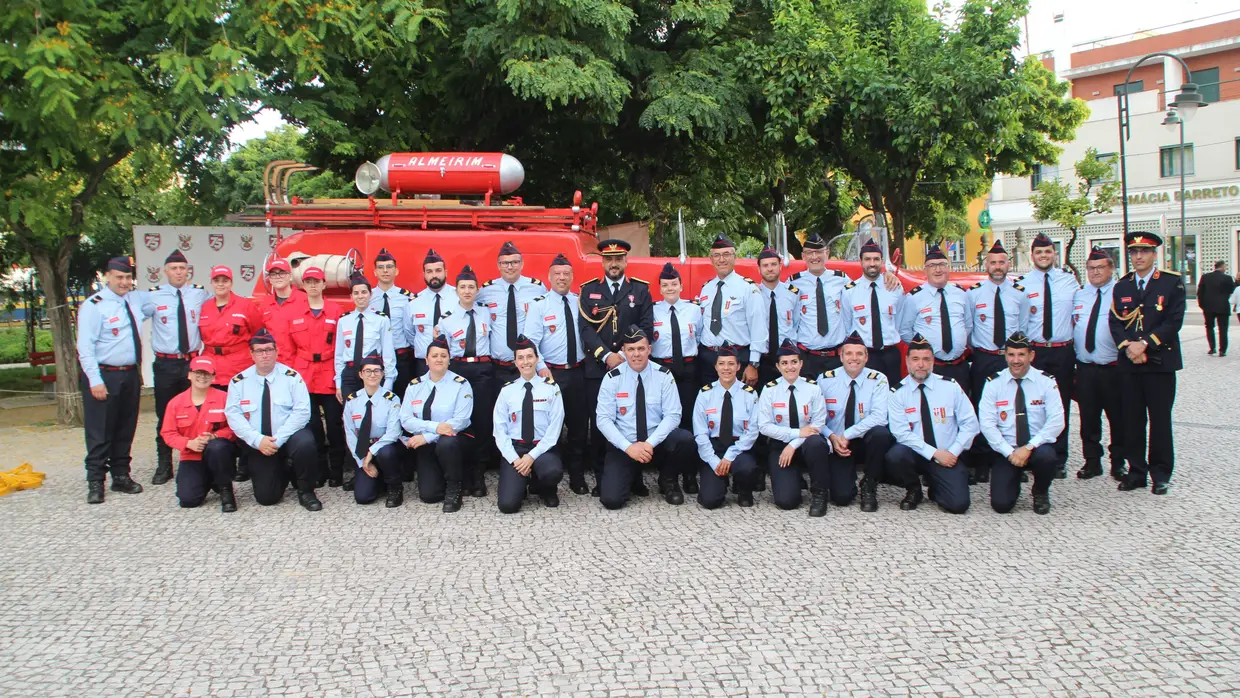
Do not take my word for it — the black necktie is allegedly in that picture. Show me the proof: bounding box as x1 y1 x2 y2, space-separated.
1015 378 1031 446
1085 288 1102 354
381 292 390 318
611 281 620 299
815 277 828 336
563 295 578 365
432 293 442 327
355 400 372 460
635 375 648 442
123 297 142 364
787 386 799 429
918 384 937 447
522 382 535 442
767 290 779 356
175 289 189 354
465 310 477 358
710 280 724 336
993 287 1006 348
506 285 518 350
720 389 734 442
669 304 683 373
845 380 857 429
938 289 953 354
260 378 273 437
422 386 436 420
1138 278 1146 293
353 314 364 366
870 282 883 350
1042 274 1053 341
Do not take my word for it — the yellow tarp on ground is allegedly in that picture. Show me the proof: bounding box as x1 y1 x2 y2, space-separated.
0 464 44 497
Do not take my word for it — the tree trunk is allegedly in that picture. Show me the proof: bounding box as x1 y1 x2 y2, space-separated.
1064 226 1081 282
889 206 907 259
636 168 666 255
29 239 84 427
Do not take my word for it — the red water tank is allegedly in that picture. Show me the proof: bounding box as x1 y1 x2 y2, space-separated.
369 152 525 195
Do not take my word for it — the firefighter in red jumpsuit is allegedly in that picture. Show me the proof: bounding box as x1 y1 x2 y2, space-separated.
159 356 238 512
254 257 307 367
288 266 348 487
199 265 264 386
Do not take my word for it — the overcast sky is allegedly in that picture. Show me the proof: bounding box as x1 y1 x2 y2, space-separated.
228 2 1240 147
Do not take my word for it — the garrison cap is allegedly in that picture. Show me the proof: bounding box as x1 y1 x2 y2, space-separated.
715 343 738 359
621 325 648 345
250 329 277 347
374 247 396 264
925 245 947 262
423 248 444 265
987 240 1007 255
455 265 478 284
776 338 799 358
549 253 573 269
1004 332 1032 350
659 262 680 280
758 246 780 261
357 352 384 370
513 334 537 355
841 331 866 347
498 241 521 257
859 238 883 256
107 256 135 274
1031 233 1054 249
802 233 827 251
1087 246 1111 261
907 333 933 352
710 233 735 250
427 334 450 353
164 250 188 265
348 272 371 290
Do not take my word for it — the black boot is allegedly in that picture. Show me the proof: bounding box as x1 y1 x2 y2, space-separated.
220 485 238 513
540 487 560 508
662 478 684 505
87 481 105 504
443 482 463 513
736 487 754 507
808 490 828 517
569 469 589 495
900 486 924 511
385 484 404 508
682 473 699 495
298 489 322 511
1032 492 1051 515
631 472 650 497
1076 460 1103 480
152 443 174 485
859 478 878 513
752 470 767 492
110 474 143 494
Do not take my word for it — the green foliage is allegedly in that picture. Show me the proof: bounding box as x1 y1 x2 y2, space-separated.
1031 147 1121 276
0 328 53 364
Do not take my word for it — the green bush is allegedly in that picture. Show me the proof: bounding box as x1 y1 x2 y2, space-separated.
0 328 54 364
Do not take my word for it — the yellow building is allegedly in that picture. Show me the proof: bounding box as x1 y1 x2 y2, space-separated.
854 197 991 268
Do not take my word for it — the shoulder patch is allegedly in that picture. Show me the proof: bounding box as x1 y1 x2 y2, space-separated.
909 286 922 295
346 392 357 401
701 383 714 392
805 378 817 385
766 380 778 388
630 277 649 285
607 367 622 378
480 279 494 288
399 288 413 297
788 284 799 294
657 365 672 374
833 269 845 277
823 370 835 379
1013 284 1025 292
409 377 421 386
867 371 879 380
285 369 297 377
384 391 397 400
90 295 102 304
533 295 546 302
454 375 466 383
844 281 856 290
543 376 556 385
743 384 755 393
231 373 245 384
970 282 982 290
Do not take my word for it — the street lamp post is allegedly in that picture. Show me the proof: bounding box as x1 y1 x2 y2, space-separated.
1115 51 1208 277
1161 109 1187 277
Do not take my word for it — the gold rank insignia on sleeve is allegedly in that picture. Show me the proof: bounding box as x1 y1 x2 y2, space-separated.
231 373 245 383
867 371 878 380
701 383 713 392
346 392 357 401
743 384 756 393
400 288 413 296
285 369 298 377
765 380 778 388
844 281 856 290
543 376 556 385
454 375 466 383
384 391 397 400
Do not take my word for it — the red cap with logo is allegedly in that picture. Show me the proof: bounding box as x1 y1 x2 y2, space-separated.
266 257 291 273
301 266 325 281
189 356 216 373
210 265 233 280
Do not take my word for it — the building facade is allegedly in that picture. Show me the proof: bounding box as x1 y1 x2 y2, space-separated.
989 18 1240 292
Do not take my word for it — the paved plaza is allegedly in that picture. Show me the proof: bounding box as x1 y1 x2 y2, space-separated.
1 333 1239 696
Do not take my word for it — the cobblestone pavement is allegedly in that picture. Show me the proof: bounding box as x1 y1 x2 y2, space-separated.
1 338 1239 696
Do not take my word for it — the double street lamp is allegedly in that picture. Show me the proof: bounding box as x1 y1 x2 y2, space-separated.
1116 51 1208 277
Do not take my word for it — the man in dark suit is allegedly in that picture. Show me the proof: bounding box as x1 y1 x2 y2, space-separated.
1197 260 1234 357
1108 231 1185 495
579 239 655 496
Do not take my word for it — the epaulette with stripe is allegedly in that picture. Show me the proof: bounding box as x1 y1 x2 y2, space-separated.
701 383 714 392
969 281 983 290
766 380 778 388
346 392 357 401
480 279 494 288
409 377 421 386
533 295 546 302
833 269 846 277
1120 271 1135 280
844 281 857 290
657 365 671 374
985 373 998 383
1013 283 1025 292
529 277 545 285
955 283 971 292
503 379 515 387
399 288 413 297
89 295 102 304
908 286 922 295
1160 269 1181 277
374 310 388 317
440 310 453 318
823 370 836 379
148 286 160 292
384 391 397 400
608 367 622 378
543 376 556 385
805 377 817 385
867 371 879 380
744 276 757 284
285 369 298 377
454 375 466 383
743 384 756 393
231 373 245 383
583 277 599 285
939 375 956 383
191 284 204 289
788 284 799 294
1014 275 1026 282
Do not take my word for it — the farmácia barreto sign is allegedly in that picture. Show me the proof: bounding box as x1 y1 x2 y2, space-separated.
1128 184 1240 205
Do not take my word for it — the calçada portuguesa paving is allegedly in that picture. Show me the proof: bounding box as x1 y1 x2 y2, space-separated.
0 336 1238 696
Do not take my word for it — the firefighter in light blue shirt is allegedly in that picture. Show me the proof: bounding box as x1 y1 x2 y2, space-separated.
789 233 849 376
399 334 474 512
754 246 799 386
596 325 696 510
885 334 979 515
978 333 1064 515
224 330 320 511
897 245 972 390
692 344 760 509
817 332 897 513
367 247 417 398
77 256 151 504
651 262 702 435
840 238 905 386
342 353 406 508
405 248 458 376
757 339 832 515
476 240 549 385
492 335 565 513
696 233 767 384
335 273 396 400
437 265 495 495
1072 246 1125 480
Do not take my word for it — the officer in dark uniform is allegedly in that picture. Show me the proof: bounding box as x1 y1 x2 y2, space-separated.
77 256 150 504
1109 231 1185 495
578 239 654 496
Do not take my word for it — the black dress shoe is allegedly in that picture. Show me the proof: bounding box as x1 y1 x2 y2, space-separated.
736 489 754 507
1117 476 1148 491
86 481 105 504
899 487 923 511
682 476 699 495
859 478 878 513
1208 348 1216 355
632 480 651 497
1151 483 1170 495
1077 461 1103 480
664 485 684 505
110 475 144 494
298 491 323 511
385 487 405 508
569 478 589 495
233 464 250 482
327 478 342 488
590 485 601 497
808 492 828 517
443 484 463 513
1054 466 1067 480
1110 465 1128 481
541 492 560 508
1032 493 1051 515
151 463 174 486
220 487 238 513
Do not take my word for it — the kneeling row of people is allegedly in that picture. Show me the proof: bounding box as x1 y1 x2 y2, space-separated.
162 324 1063 516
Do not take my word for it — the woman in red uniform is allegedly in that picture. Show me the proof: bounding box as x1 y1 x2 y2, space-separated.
159 356 238 512
198 265 264 387
255 257 307 367
288 266 348 487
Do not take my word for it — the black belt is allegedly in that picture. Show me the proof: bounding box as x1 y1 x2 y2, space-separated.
100 364 137 372
545 361 583 370
155 351 198 360
652 356 695 364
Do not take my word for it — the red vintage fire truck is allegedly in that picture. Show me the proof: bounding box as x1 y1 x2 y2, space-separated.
233 152 968 303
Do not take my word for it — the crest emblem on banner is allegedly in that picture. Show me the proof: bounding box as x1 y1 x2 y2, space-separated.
240 264 256 282
146 266 161 283
186 265 194 281
143 232 161 251
209 233 224 251
268 233 278 249
178 234 193 251
240 234 254 251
